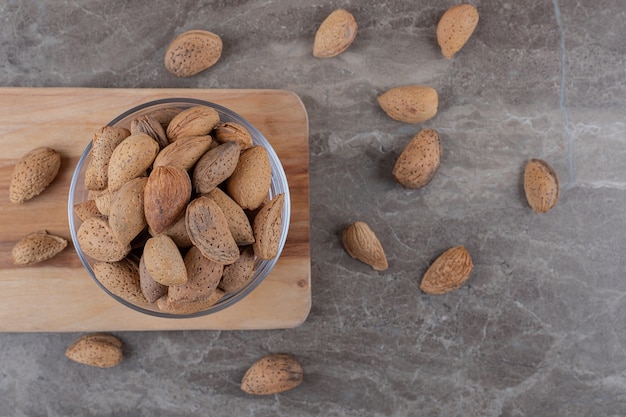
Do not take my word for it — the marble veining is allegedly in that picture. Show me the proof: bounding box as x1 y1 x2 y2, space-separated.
1 0 626 416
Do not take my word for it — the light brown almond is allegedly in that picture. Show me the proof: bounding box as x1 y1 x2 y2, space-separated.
252 193 285 260
313 9 358 58
84 126 131 191
73 199 101 222
226 145 272 210
166 105 220 142
156 288 225 315
76 216 131 262
220 246 256 293
153 135 213 171
11 230 67 265
420 246 474 294
213 122 254 150
206 187 255 246
139 254 168 303
144 165 192 235
437 4 479 59
92 258 149 304
65 333 123 368
130 114 169 148
342 221 388 271
109 177 148 246
241 353 304 395
524 159 559 213
9 147 61 204
107 133 159 192
143 235 187 286
167 246 224 303
164 30 223 78
393 128 442 189
192 141 241 193
149 214 193 248
185 196 240 265
377 85 439 124
94 189 113 216
146 107 183 131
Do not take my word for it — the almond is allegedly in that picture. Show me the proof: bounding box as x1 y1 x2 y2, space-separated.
130 114 169 148
73 199 101 222
94 189 113 216
93 258 149 304
192 141 241 193
213 122 254 150
9 147 61 204
76 216 131 262
167 246 224 304
206 187 255 246
139 254 168 303
392 128 442 189
143 235 188 286
342 221 388 271
420 246 474 294
437 4 479 59
220 246 256 293
146 107 183 131
108 177 148 246
524 159 559 213
241 353 304 395
164 30 223 78
378 85 438 124
166 105 220 142
156 288 225 315
226 145 272 210
252 193 285 260
313 9 358 58
185 196 240 265
107 133 159 192
153 135 213 171
84 126 130 191
144 165 192 235
11 230 67 265
149 214 192 248
65 333 123 368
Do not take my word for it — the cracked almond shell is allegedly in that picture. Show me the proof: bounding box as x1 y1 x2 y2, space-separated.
342 221 388 271
524 159 559 213
420 246 474 294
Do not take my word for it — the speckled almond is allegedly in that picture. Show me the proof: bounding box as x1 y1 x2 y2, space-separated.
139 254 168 303
94 189 113 216
143 235 187 286
11 230 67 265
153 135 213 171
9 147 61 204
146 107 183 131
84 126 131 191
420 246 474 294
76 216 131 262
130 114 169 148
167 245 224 303
524 159 559 213
252 193 285 260
185 196 240 265
206 187 255 246
109 177 148 246
166 105 220 142
342 221 388 271
93 257 148 304
164 30 223 78
73 199 101 222
220 246 256 293
144 165 192 235
192 141 241 193
437 4 479 59
107 133 159 192
313 9 358 58
213 122 254 150
392 128 442 189
149 214 193 248
241 353 304 395
156 288 225 315
226 145 272 210
65 333 123 368
377 85 439 124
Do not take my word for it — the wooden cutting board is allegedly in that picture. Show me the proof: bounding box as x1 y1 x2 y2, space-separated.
0 87 310 332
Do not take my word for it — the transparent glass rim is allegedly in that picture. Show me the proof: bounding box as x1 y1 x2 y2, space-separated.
68 98 291 318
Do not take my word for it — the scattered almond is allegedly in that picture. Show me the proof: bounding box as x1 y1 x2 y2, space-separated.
164 30 223 77
241 353 304 395
313 9 358 58
524 159 559 213
436 4 479 59
11 230 67 265
393 128 442 189
377 85 439 124
342 221 388 271
65 333 123 368
9 147 61 204
420 246 474 294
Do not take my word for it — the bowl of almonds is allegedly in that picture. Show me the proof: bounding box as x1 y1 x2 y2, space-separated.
68 98 290 317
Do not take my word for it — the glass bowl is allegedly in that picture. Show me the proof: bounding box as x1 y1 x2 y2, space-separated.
68 98 290 318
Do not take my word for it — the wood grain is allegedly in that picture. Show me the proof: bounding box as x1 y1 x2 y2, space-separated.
0 87 310 332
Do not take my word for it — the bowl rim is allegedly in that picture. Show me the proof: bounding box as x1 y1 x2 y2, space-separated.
68 97 291 319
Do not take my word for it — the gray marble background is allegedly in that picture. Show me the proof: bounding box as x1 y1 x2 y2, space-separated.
1 0 625 416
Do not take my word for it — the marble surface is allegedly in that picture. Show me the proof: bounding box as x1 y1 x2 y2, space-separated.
1 0 625 415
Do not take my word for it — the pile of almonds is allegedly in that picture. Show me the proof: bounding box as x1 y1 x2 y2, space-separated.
73 104 285 315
